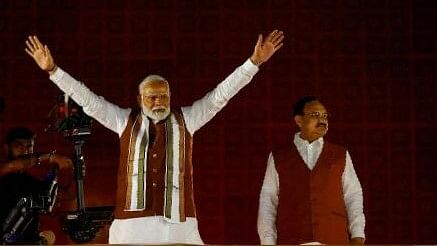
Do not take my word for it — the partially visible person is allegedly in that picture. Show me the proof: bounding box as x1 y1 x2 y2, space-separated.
0 126 73 244
257 96 365 245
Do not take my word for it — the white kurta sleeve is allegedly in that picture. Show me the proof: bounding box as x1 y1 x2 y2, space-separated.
257 153 279 245
50 68 131 136
181 59 259 135
342 151 366 239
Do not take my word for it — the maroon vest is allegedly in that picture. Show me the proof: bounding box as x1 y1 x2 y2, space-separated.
274 141 349 244
114 110 196 220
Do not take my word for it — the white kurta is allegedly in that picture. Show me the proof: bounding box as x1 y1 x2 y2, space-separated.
49 59 259 244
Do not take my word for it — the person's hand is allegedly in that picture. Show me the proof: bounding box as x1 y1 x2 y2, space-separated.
250 29 284 66
39 230 56 245
350 237 365 245
25 35 57 74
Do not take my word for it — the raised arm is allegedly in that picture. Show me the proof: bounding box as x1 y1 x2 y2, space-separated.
182 30 284 134
25 36 130 135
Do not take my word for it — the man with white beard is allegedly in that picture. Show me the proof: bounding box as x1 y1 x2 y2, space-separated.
25 30 284 244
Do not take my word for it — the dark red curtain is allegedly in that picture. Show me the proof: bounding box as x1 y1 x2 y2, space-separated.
0 0 436 244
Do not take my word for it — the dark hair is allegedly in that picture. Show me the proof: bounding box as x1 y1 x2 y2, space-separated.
293 96 318 116
5 126 36 144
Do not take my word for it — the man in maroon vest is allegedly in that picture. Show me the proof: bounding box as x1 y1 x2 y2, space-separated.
25 30 284 244
258 96 365 245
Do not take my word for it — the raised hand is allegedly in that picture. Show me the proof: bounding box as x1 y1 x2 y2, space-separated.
250 29 284 66
25 35 57 73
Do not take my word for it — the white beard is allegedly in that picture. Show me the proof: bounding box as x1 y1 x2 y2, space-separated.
142 105 170 122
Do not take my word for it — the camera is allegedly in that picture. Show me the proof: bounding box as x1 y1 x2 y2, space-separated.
46 94 93 136
46 94 100 243
1 170 58 244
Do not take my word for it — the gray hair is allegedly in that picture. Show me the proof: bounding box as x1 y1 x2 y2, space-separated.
138 74 170 94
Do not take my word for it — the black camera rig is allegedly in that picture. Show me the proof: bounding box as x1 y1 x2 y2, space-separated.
1 167 58 244
46 94 105 243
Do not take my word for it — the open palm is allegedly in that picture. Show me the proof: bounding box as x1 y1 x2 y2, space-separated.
251 30 284 66
25 35 55 71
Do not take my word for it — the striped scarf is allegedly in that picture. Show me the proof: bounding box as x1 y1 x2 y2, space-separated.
124 112 186 223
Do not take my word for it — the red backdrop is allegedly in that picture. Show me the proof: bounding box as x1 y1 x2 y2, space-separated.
0 0 436 244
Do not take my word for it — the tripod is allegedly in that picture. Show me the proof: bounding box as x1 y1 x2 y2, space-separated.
63 129 97 243
72 135 86 212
